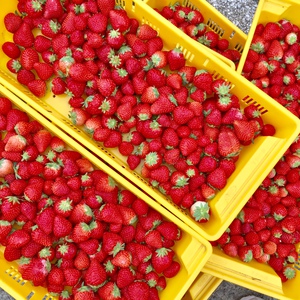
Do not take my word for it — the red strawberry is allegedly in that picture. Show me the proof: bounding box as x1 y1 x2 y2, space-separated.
217 130 240 157
151 247 174 274
238 207 261 223
111 249 132 268
73 286 95 300
127 281 150 300
2 42 21 59
238 245 253 262
167 48 186 71
33 62 54 81
71 222 91 243
207 167 227 190
97 282 122 300
193 70 213 94
137 24 157 40
53 215 72 238
4 13 22 33
261 22 281 41
33 129 52 153
109 9 130 33
250 60 269 79
28 79 47 97
97 0 115 16
22 257 51 286
234 119 256 143
266 39 283 60
84 258 107 287
0 220 13 240
7 229 31 248
17 65 35 85
13 22 35 48
43 0 64 19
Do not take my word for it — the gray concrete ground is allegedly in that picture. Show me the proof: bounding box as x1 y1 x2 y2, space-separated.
0 0 281 299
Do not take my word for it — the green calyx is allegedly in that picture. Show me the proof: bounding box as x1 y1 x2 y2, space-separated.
283 267 296 279
145 152 159 167
191 201 210 221
155 247 171 257
175 176 189 187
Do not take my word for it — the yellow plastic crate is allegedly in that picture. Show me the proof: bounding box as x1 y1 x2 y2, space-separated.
0 84 212 300
140 0 248 70
182 272 223 300
1 0 300 241
237 0 300 74
202 243 300 300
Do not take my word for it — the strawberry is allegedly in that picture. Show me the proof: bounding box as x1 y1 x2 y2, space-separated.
268 255 285 272
13 22 35 48
217 130 240 157
111 249 132 268
157 221 180 241
238 207 261 223
36 207 55 235
167 48 186 71
97 282 122 300
0 220 13 240
144 229 163 249
53 215 72 238
2 42 21 59
4 134 27 152
7 229 31 248
4 13 22 33
102 231 124 256
43 0 64 19
250 60 269 79
71 222 91 243
33 62 54 81
28 79 47 97
0 158 14 177
222 242 238 258
190 201 210 223
97 0 115 16
84 258 107 287
266 39 283 60
193 70 213 94
127 281 150 300
207 167 227 190
73 286 95 300
151 247 174 274
261 22 281 41
233 120 255 142
137 24 157 40
199 31 219 48
109 9 130 33
238 245 253 262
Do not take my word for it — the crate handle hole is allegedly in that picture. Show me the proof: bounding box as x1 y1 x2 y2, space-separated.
26 292 35 300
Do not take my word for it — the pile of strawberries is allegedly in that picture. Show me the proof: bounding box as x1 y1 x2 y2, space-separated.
0 96 183 299
242 19 300 118
213 19 300 283
213 136 300 282
153 2 242 65
2 0 275 224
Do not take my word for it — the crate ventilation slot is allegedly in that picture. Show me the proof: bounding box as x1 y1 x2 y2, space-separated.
242 96 268 114
175 44 195 62
207 19 224 37
184 0 197 11
5 266 26 285
234 43 244 53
